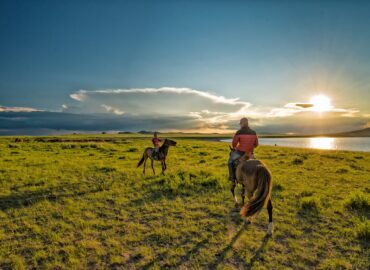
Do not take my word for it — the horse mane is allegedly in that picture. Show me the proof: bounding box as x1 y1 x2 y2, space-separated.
159 139 167 151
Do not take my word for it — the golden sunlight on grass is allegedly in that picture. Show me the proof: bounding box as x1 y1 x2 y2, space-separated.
0 135 369 269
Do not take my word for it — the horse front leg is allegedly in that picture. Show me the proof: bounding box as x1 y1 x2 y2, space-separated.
230 181 238 207
151 159 155 175
267 198 273 235
161 161 165 175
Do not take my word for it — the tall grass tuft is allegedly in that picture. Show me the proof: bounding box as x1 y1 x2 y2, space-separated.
355 220 370 241
344 191 370 211
292 158 304 165
299 197 321 213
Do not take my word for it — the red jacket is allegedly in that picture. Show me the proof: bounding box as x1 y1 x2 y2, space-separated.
232 127 258 153
152 138 162 148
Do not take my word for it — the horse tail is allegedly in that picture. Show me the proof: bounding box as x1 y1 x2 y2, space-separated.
137 154 145 168
240 165 272 218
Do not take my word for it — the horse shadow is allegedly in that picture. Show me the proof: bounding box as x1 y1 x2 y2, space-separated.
141 238 210 269
207 221 271 269
0 182 102 211
244 234 270 269
207 223 248 269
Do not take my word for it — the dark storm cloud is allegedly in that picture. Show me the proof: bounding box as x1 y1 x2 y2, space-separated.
1 110 369 136
295 103 314 109
0 111 202 135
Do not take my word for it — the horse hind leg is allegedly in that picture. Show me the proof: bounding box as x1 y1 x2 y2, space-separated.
143 156 148 175
241 184 245 205
267 198 273 235
151 159 155 175
243 191 254 224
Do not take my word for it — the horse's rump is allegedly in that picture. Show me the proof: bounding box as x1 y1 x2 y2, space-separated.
240 164 271 218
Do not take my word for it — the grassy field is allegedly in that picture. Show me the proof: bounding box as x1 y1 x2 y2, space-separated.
0 135 369 269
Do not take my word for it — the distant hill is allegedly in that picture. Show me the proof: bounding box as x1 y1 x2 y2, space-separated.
138 130 159 134
328 127 370 137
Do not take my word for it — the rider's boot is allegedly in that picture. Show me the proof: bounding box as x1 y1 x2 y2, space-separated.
228 164 236 182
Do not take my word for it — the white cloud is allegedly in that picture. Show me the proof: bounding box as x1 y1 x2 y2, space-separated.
0 106 41 112
101 104 125 115
265 102 360 118
68 87 252 119
65 87 366 132
70 92 86 101
71 87 248 106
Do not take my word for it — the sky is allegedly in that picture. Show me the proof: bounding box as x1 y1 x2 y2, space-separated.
1 0 370 134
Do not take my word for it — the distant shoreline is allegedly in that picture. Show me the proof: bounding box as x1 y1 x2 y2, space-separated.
0 128 369 139
0 134 369 139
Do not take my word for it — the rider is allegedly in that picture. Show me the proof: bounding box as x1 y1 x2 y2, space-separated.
152 132 162 159
228 117 259 181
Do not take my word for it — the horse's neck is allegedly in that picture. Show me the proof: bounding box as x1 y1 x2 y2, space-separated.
160 145 169 156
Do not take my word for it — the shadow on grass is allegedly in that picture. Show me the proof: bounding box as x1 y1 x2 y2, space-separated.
244 235 270 269
296 209 321 224
141 238 210 270
229 206 244 226
128 177 221 207
0 182 104 211
205 220 271 269
207 223 247 269
138 202 238 269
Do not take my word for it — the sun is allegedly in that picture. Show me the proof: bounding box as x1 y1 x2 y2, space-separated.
310 95 332 112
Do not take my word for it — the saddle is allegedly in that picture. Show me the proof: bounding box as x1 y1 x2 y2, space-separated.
152 150 163 160
231 152 253 178
234 152 252 165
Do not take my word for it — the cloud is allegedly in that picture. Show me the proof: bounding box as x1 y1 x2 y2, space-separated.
0 111 201 134
0 105 41 112
67 87 253 125
101 104 125 115
70 87 247 105
0 87 367 135
70 93 85 102
64 87 370 132
265 102 359 118
295 103 314 108
0 110 368 135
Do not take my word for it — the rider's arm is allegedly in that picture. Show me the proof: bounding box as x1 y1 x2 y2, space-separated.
254 135 259 148
232 133 239 149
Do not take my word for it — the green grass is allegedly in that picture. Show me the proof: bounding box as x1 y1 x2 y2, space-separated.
0 135 369 269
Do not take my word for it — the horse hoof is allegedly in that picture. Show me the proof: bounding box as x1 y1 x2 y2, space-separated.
267 222 274 236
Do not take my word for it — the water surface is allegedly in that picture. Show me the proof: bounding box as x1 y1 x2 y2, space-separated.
221 137 370 152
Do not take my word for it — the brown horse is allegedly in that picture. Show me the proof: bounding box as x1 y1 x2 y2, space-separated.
137 139 177 175
229 147 273 235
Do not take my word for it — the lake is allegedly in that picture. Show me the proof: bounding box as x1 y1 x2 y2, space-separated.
221 137 370 152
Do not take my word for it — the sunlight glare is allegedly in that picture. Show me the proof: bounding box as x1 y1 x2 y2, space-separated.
309 137 336 150
310 95 332 112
